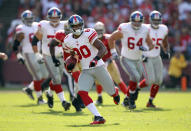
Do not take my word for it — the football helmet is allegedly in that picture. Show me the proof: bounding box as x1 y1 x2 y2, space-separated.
94 21 105 38
68 15 84 36
150 10 162 29
47 7 62 26
21 10 34 26
130 11 144 30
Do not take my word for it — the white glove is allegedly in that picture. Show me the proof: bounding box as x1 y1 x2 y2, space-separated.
35 53 44 64
111 48 118 60
16 53 25 64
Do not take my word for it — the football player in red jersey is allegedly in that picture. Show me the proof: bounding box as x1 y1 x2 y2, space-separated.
49 15 120 125
93 21 128 105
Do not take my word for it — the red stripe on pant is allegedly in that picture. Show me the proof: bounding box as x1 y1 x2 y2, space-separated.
78 91 93 106
96 84 103 94
150 84 159 98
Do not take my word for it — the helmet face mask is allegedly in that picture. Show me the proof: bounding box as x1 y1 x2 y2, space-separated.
94 21 105 38
150 10 162 29
68 15 84 36
47 7 62 26
21 10 34 26
130 11 144 30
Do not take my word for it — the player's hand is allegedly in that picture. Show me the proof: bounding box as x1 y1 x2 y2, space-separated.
111 48 118 60
35 53 44 64
52 56 60 67
139 46 148 51
89 56 100 68
0 52 8 61
142 55 148 62
16 53 25 64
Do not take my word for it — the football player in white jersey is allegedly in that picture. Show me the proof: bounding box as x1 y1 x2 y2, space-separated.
13 10 48 104
31 7 71 111
136 11 169 107
109 11 154 109
49 15 120 125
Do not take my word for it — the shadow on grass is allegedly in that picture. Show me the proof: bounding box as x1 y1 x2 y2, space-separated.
33 109 88 116
66 122 120 127
96 104 116 107
14 103 40 107
123 107 171 113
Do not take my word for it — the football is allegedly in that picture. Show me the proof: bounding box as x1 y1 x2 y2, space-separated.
65 56 77 71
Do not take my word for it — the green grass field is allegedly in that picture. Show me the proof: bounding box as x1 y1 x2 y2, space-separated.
0 88 191 131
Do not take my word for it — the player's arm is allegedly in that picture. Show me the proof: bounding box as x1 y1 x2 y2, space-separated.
108 30 123 59
13 33 24 53
49 39 61 66
89 39 107 68
162 35 169 52
31 29 42 53
146 33 154 50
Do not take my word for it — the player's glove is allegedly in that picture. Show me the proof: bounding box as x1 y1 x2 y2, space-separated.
139 46 148 51
16 53 25 64
89 56 100 68
111 48 118 60
35 53 44 64
52 56 60 67
142 55 148 62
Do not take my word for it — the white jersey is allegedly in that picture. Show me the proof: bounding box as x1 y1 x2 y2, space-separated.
15 22 38 53
62 28 105 70
118 22 149 60
143 24 168 57
38 20 66 56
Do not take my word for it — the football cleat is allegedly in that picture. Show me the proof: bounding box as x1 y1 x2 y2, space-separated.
134 88 140 101
45 91 54 108
22 87 34 100
90 116 106 125
37 96 47 105
113 87 120 105
62 101 71 111
96 96 103 105
146 102 156 108
128 93 136 109
122 97 129 107
72 98 82 112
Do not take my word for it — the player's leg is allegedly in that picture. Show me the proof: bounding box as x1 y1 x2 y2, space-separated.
44 55 71 110
22 81 34 100
95 80 103 105
120 57 142 109
147 56 163 107
108 61 128 95
23 53 46 104
94 65 120 105
77 70 105 124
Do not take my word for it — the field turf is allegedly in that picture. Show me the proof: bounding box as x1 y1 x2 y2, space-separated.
0 87 191 131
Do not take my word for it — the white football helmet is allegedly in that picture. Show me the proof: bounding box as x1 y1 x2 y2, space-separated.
94 21 105 38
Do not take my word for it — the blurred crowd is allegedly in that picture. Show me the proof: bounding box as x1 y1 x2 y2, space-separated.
3 0 190 61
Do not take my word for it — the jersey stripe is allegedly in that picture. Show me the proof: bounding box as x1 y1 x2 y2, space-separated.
89 32 97 43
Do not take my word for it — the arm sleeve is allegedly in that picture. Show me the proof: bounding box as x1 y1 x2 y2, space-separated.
87 28 98 44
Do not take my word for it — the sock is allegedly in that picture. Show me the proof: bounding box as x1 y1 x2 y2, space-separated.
57 92 65 102
47 88 53 97
28 81 34 90
49 81 54 91
53 84 63 94
86 103 101 116
126 86 130 97
36 91 42 98
118 81 128 94
34 80 42 91
96 84 102 96
150 84 159 98
72 71 80 83
139 79 147 89
129 81 137 93
78 91 93 106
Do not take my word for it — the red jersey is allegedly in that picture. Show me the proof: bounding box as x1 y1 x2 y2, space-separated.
101 34 112 62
